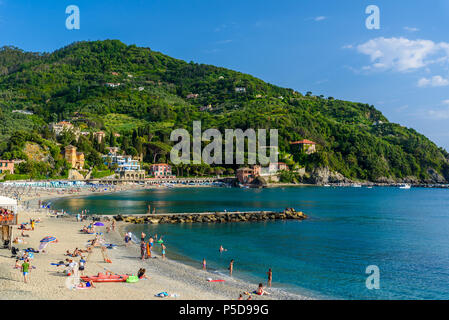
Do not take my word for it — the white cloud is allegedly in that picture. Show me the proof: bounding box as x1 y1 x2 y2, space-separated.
404 27 420 32
342 44 353 49
314 16 327 21
428 107 449 119
417 75 449 87
356 37 449 73
442 99 449 105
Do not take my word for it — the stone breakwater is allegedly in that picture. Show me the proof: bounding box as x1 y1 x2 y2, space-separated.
113 208 307 224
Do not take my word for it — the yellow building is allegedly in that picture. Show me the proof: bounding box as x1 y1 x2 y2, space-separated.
64 145 85 169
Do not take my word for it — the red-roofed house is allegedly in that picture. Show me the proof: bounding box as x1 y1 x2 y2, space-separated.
290 139 317 154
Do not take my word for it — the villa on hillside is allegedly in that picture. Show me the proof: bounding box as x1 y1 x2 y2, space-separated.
94 131 106 144
63 145 85 170
290 139 317 154
260 162 289 176
236 165 261 184
50 121 78 137
149 163 173 178
0 160 14 175
103 153 145 180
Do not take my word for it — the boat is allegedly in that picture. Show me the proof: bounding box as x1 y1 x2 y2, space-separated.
352 183 362 188
81 273 129 283
399 184 411 189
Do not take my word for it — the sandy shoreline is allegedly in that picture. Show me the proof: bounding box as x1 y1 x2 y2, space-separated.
0 185 309 300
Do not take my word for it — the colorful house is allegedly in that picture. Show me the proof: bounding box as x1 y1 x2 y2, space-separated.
0 160 14 175
290 139 317 154
64 145 85 170
149 164 173 178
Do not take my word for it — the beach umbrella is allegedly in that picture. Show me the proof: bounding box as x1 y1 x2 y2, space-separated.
94 222 104 226
40 236 57 243
39 236 58 252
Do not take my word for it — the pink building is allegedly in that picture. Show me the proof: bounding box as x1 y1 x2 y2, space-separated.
149 164 173 178
0 160 14 174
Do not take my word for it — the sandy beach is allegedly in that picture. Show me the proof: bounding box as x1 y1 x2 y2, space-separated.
0 184 308 300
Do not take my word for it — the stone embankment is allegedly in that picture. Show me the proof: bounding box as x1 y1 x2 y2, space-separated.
114 208 307 224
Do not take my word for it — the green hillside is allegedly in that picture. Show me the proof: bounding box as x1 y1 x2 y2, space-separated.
0 40 448 183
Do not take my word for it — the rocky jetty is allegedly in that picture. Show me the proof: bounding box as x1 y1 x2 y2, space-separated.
114 208 307 224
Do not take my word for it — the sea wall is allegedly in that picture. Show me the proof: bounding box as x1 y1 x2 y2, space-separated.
113 208 307 224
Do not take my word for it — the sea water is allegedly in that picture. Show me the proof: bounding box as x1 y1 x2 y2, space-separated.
52 186 449 299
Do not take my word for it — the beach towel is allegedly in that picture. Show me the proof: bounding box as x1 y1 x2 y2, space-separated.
155 292 169 298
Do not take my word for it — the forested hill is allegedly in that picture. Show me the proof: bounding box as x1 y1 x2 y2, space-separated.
0 40 448 183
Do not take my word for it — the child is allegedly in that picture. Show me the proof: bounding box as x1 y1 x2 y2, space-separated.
79 258 86 275
137 268 150 280
21 259 30 283
161 244 166 259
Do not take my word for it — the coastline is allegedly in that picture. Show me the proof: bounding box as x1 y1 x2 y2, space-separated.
0 185 310 300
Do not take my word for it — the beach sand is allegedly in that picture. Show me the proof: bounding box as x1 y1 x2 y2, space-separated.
0 186 308 300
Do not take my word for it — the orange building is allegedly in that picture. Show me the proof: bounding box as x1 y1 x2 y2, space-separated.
64 145 85 169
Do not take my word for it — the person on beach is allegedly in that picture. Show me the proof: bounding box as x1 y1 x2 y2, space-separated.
21 259 30 283
137 268 150 280
141 232 146 242
238 294 244 300
14 259 21 269
229 259 234 276
124 234 131 247
267 268 272 287
256 283 270 295
202 258 207 270
79 258 86 275
146 241 151 258
30 219 35 231
140 240 146 260
161 243 166 259
111 220 116 231
149 236 154 248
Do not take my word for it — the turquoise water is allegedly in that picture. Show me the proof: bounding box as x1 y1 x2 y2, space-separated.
52 186 449 299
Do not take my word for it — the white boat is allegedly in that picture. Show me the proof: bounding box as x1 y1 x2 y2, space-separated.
323 184 331 187
352 184 362 188
399 184 411 189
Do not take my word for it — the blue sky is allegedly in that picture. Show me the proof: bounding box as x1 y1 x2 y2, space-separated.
1 0 449 150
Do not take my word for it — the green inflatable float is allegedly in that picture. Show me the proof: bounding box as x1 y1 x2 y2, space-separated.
126 275 139 283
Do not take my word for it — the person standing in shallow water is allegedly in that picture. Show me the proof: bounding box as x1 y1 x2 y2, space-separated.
202 258 207 270
229 259 234 276
267 268 272 287
161 243 166 259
